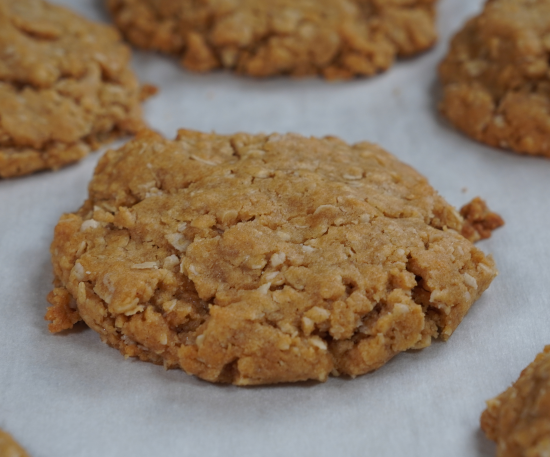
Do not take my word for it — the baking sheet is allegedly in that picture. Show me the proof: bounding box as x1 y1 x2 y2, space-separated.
1 1 549 456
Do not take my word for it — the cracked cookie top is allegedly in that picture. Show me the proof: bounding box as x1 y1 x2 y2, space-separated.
107 0 438 79
47 129 498 385
0 0 148 178
439 0 550 157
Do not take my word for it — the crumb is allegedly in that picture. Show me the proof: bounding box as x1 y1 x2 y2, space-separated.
460 197 504 242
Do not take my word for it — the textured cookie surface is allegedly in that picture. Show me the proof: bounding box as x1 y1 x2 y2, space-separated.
481 346 550 456
107 0 437 79
439 0 550 157
47 129 498 385
0 429 29 457
0 0 147 178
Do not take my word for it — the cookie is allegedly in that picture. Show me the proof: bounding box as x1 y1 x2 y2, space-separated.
107 0 438 79
439 0 550 157
481 346 550 456
46 129 499 385
0 0 152 178
0 429 29 457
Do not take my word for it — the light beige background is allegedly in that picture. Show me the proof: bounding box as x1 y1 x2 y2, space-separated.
1 1 548 456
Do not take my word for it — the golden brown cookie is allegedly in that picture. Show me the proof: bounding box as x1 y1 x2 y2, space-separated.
0 429 29 457
47 129 499 385
0 0 150 178
439 0 550 157
107 0 438 79
481 346 550 456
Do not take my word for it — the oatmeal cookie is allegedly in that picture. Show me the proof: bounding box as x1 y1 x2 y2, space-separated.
47 129 499 385
439 0 550 157
0 429 29 457
107 0 438 79
481 346 550 456
0 0 151 178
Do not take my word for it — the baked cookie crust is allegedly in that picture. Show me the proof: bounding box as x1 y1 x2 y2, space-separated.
47 129 498 385
481 346 550 456
0 0 149 178
107 0 438 79
439 0 550 157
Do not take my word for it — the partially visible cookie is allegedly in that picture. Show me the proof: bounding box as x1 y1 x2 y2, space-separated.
47 129 499 385
0 0 151 178
439 0 550 157
481 346 550 456
107 0 438 79
0 429 29 457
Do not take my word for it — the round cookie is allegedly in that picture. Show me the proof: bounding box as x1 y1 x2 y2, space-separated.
47 129 498 385
0 0 151 178
0 429 29 457
481 346 550 456
439 0 550 157
107 0 438 79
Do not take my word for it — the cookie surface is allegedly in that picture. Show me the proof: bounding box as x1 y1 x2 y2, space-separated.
439 0 550 157
0 429 29 457
47 129 498 385
0 0 148 178
107 0 437 79
481 346 550 456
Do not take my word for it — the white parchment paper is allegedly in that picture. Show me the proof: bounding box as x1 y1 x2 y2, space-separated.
1 1 549 456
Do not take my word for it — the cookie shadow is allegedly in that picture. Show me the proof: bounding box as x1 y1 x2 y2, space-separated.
474 427 496 457
428 76 454 132
27 249 57 330
92 0 112 22
28 246 89 336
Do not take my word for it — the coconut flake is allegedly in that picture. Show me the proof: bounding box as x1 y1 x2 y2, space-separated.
73 262 85 281
257 282 272 294
80 219 100 231
310 337 327 351
463 273 478 289
165 233 191 252
270 252 286 267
